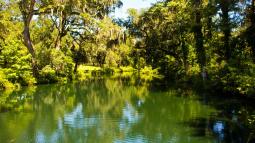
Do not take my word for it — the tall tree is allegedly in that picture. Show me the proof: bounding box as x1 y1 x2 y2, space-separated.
193 0 206 79
19 0 39 77
245 0 255 62
205 0 216 39
17 0 122 77
49 0 122 50
219 0 231 61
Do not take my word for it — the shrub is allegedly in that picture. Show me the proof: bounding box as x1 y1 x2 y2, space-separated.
216 61 255 97
105 50 120 67
39 65 57 84
50 49 74 80
0 70 14 89
140 66 159 75
19 71 37 86
120 66 135 72
76 65 104 80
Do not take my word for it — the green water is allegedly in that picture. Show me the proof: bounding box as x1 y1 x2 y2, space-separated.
0 78 253 143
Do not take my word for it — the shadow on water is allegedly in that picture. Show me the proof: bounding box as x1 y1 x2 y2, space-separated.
144 77 255 143
182 89 255 143
0 75 255 143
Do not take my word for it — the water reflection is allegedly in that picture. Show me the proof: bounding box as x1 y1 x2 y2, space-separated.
0 77 254 143
187 92 255 143
213 121 225 141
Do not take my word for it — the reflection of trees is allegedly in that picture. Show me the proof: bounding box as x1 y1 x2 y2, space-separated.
4 78 254 142
188 95 255 143
126 91 215 143
0 78 151 142
0 87 36 112
0 78 216 143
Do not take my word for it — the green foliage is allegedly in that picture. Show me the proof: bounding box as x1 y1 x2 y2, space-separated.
140 66 158 75
76 65 103 80
0 70 14 90
0 0 255 98
118 0 255 97
0 37 36 86
50 49 74 79
39 65 58 84
19 71 37 86
119 66 135 73
105 50 121 67
216 61 255 96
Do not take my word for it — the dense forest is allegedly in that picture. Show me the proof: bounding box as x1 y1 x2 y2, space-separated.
0 0 255 97
1 1 255 142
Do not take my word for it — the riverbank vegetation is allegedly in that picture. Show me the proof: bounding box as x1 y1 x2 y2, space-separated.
1 0 255 97
118 0 255 97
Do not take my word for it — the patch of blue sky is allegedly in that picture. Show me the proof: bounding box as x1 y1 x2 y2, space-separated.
111 0 159 19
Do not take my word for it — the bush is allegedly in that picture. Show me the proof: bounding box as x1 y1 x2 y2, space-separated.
140 66 159 75
76 65 104 80
216 61 255 97
103 67 115 74
39 65 58 84
120 66 135 72
19 71 37 86
0 70 14 90
105 50 121 67
50 49 74 80
76 66 92 80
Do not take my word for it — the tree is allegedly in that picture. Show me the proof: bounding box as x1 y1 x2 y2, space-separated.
192 0 207 79
17 0 122 77
244 0 255 62
219 0 231 60
19 0 39 77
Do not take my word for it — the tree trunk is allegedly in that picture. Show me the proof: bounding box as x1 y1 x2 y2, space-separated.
55 34 62 50
74 61 78 73
55 11 66 50
181 35 189 74
220 0 231 61
207 0 213 39
250 0 255 62
207 17 212 39
19 0 39 78
194 0 207 79
23 24 39 78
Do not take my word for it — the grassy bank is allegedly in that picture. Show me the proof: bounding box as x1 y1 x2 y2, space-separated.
0 65 161 91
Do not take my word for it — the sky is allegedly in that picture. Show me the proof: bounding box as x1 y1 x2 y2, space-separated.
111 0 158 19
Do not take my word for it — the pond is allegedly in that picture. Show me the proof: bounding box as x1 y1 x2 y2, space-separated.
0 77 254 143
